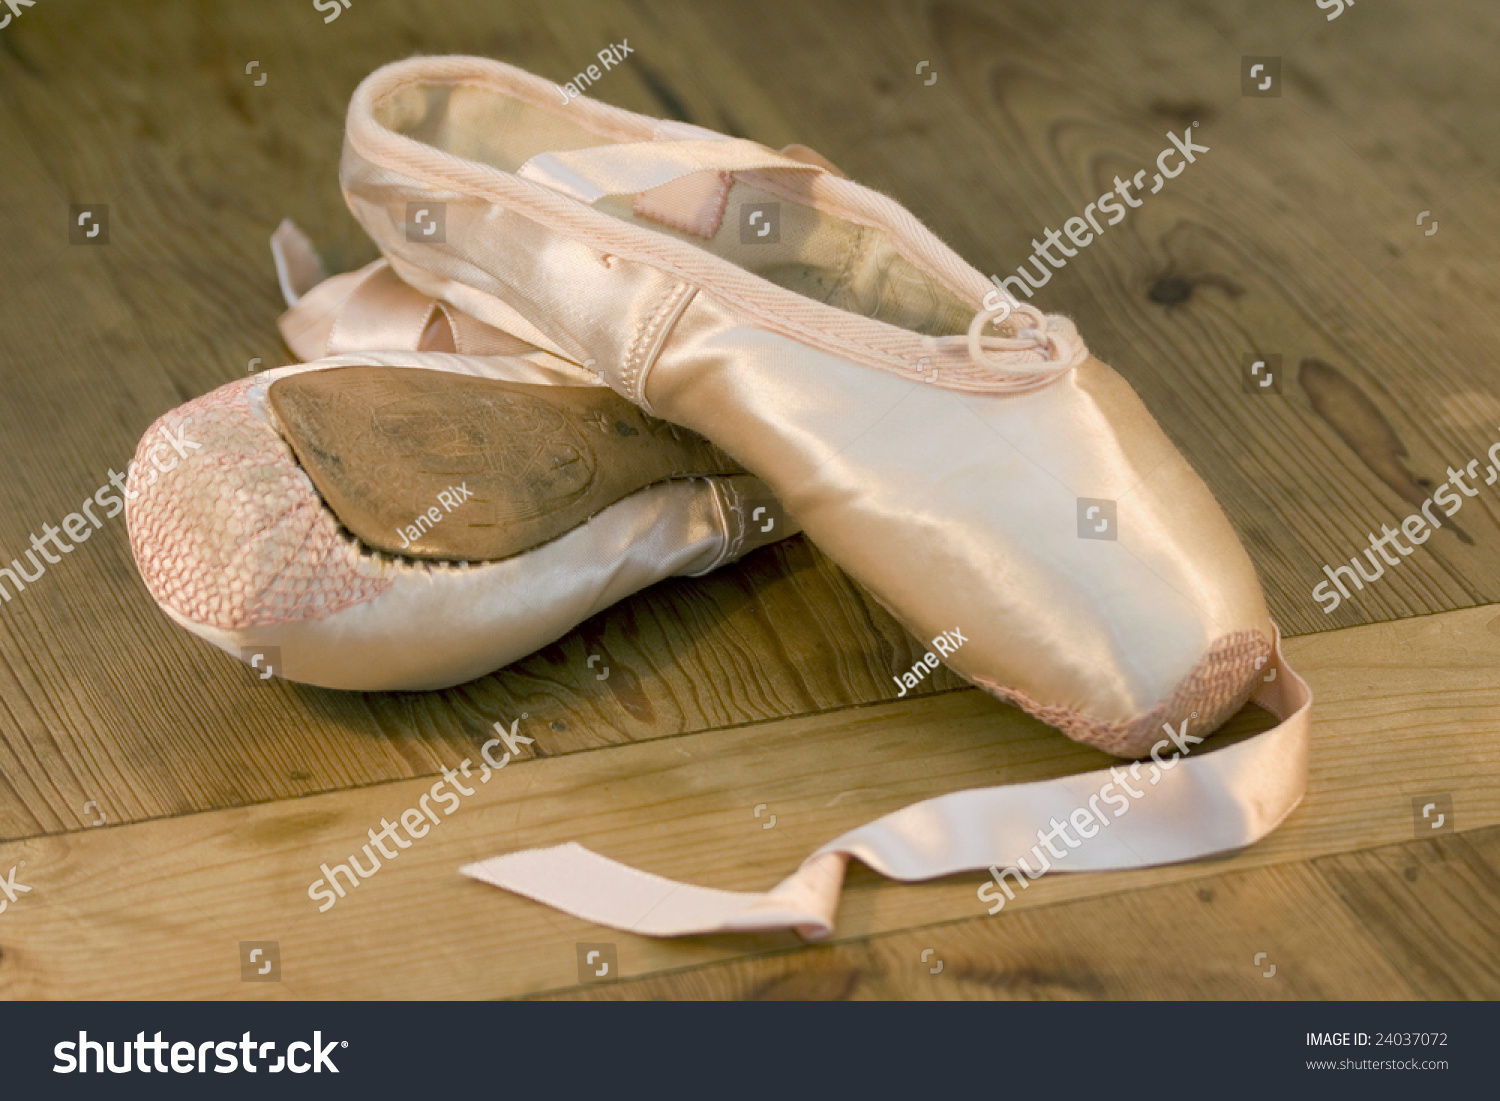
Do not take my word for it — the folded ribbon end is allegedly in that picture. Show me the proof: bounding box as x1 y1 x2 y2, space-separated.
462 843 848 939
270 218 329 307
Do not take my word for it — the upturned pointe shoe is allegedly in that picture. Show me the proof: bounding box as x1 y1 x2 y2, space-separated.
336 56 1313 938
125 341 791 690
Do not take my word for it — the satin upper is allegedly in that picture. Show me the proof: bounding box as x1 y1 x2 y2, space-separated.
338 55 1278 750
649 297 1275 726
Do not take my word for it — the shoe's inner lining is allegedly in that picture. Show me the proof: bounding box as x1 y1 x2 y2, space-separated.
268 367 744 561
377 83 976 337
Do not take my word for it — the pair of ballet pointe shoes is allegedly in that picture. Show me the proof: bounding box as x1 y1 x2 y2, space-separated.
125 56 1310 938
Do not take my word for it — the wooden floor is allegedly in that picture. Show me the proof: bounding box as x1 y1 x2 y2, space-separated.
0 0 1497 999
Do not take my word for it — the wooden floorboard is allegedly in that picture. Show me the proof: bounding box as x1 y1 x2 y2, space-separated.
1314 827 1500 1000
0 606 1493 1000
0 0 1496 1000
541 825 1500 1001
537 859 1427 1001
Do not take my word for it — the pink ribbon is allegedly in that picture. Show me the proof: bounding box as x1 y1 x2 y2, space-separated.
463 634 1310 939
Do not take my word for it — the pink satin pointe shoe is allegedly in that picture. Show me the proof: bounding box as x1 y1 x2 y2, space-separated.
341 55 1293 753
125 244 793 691
333 55 1313 939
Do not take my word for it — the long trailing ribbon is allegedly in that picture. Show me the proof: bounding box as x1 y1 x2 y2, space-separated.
461 631 1310 939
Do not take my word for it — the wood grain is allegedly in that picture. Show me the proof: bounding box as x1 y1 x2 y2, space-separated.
2 0 1497 833
0 0 1496 1001
0 0 991 839
655 0 1500 633
538 861 1423 1000
545 826 1500 1001
0 605 1493 1000
1315 827 1500 1000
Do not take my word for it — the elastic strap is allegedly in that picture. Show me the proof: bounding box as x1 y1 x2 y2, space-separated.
517 138 820 205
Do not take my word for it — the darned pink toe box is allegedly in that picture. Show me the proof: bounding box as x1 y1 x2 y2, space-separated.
125 376 391 631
